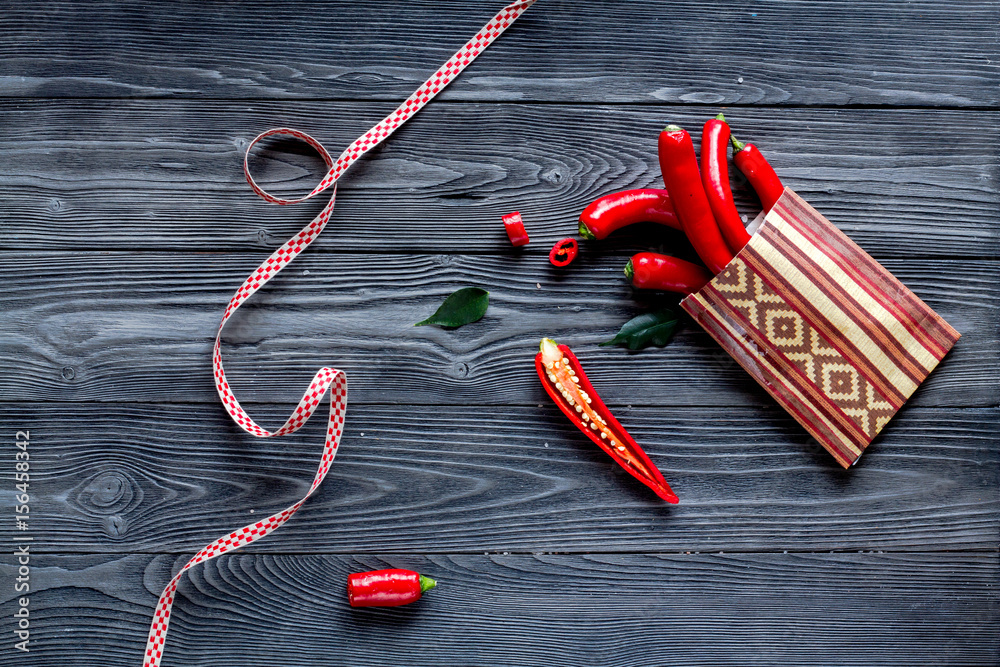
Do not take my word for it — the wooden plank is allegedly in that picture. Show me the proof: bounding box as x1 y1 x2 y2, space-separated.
1 552 996 666
8 403 997 553
0 102 997 257
2 1 998 106
2 252 994 407
3 1 996 662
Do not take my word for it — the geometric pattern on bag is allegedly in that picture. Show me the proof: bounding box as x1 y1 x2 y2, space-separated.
714 258 896 440
683 188 960 468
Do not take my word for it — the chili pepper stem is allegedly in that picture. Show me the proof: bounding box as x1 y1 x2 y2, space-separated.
623 259 634 281
715 112 726 121
664 124 683 132
730 134 746 152
419 575 437 593
540 337 557 355
577 221 597 241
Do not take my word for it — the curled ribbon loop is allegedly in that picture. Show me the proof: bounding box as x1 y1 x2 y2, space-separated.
143 2 536 665
243 128 335 205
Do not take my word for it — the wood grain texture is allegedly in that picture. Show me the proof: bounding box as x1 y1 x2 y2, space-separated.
3 1 998 663
6 403 997 553
0 101 996 256
2 1 998 106
2 252 994 407
0 552 996 666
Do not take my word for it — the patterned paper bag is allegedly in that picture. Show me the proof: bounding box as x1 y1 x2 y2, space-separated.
681 188 960 467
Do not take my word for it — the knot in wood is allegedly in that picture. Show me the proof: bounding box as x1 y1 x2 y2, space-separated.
78 470 138 515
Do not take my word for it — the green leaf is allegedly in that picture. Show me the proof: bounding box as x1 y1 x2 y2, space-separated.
415 287 489 328
599 308 679 350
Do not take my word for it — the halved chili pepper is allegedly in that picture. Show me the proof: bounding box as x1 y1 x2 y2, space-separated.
701 114 751 254
578 189 681 241
659 125 734 274
625 252 712 295
730 134 784 213
502 211 530 247
536 338 679 503
347 569 437 608
549 237 578 267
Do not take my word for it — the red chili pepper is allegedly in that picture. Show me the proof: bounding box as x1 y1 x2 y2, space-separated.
549 237 578 267
625 252 712 295
347 569 437 608
502 211 530 247
658 125 734 274
701 114 751 254
730 134 784 213
536 338 678 503
578 189 681 241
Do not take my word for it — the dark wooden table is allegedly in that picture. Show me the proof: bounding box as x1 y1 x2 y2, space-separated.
2 2 998 665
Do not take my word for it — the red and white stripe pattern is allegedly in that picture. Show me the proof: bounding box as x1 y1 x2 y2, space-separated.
682 188 960 467
143 2 536 665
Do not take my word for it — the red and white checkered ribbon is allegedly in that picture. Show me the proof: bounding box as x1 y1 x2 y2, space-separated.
143 2 536 664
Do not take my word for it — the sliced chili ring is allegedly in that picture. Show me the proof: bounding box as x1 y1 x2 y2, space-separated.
502 211 530 247
548 238 578 267
535 338 679 503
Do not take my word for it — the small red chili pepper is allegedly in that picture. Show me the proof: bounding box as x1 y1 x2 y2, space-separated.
578 189 681 241
549 237 578 267
536 338 679 503
730 134 784 213
347 569 437 608
701 114 751 254
658 125 734 275
625 252 713 295
502 211 530 247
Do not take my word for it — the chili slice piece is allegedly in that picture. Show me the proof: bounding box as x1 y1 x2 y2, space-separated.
578 189 681 240
536 338 679 503
502 211 530 247
549 238 578 267
347 569 437 608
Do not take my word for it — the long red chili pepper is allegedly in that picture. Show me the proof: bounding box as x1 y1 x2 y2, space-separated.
578 189 680 241
625 252 712 295
536 338 678 503
701 114 751 254
347 569 437 608
658 125 734 274
730 134 784 213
